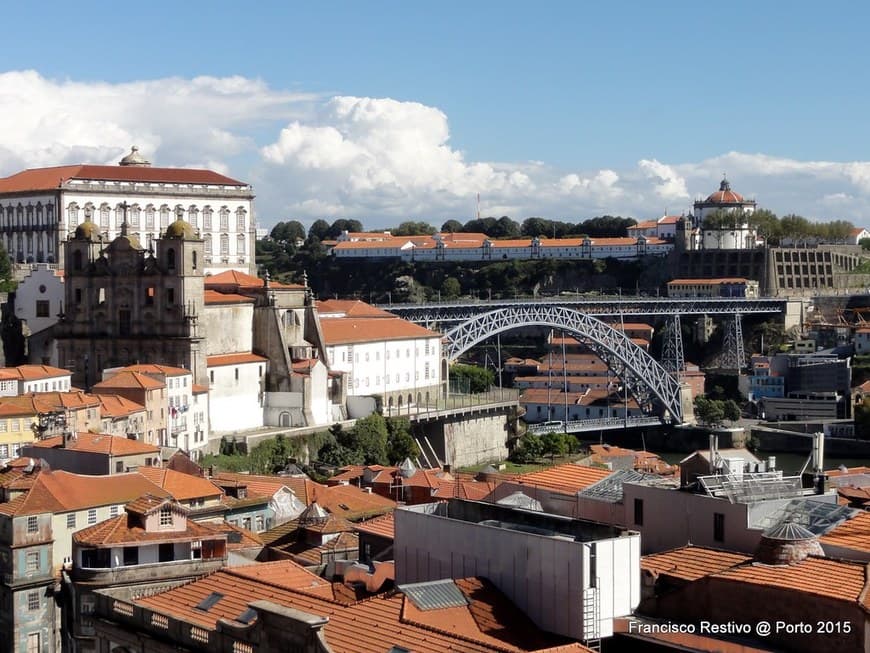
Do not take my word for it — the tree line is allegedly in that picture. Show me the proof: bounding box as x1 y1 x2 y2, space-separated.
267 215 639 245
702 209 856 245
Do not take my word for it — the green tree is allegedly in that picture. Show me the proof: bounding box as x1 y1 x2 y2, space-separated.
521 217 550 238
308 219 330 241
441 219 463 233
393 221 436 236
694 396 725 426
441 276 461 299
509 433 543 463
541 431 570 461
723 400 741 422
450 364 494 393
351 413 390 465
386 418 419 464
0 242 12 293
855 398 870 440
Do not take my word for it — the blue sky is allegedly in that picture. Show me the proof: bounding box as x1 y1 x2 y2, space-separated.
2 1 870 228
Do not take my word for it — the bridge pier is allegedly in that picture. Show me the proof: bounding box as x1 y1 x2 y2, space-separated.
411 403 516 468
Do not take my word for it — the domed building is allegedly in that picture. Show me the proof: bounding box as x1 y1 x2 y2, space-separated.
682 177 760 250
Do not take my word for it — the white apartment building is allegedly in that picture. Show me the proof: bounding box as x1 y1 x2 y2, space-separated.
0 146 256 275
0 365 72 396
319 309 443 415
206 353 267 433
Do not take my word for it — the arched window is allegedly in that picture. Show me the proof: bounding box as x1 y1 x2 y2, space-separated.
236 234 246 256
279 412 290 427
83 202 94 220
159 205 171 228
203 234 212 256
72 250 83 271
100 203 110 229
202 206 213 230
35 203 43 225
145 205 155 229
167 248 176 270
220 234 229 256
236 207 246 231
130 204 140 228
219 207 229 231
114 204 126 227
188 205 199 228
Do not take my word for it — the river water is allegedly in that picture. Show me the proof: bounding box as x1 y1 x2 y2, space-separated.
659 451 870 475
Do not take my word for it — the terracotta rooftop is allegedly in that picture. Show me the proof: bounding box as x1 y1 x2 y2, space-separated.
353 512 395 540
206 352 268 367
97 393 145 418
12 390 101 410
0 470 169 516
820 511 870 552
514 463 613 493
0 164 247 193
92 371 165 391
133 563 590 652
320 317 441 345
73 509 220 546
118 364 191 377
203 289 255 305
205 269 303 290
29 432 159 456
712 556 870 608
316 299 395 319
7 364 71 380
136 466 223 502
641 546 752 582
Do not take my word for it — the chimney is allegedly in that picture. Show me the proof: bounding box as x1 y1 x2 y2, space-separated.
708 434 718 473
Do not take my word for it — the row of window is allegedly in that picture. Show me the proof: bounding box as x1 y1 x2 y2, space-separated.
350 367 432 388
68 203 247 232
0 203 55 228
338 343 437 364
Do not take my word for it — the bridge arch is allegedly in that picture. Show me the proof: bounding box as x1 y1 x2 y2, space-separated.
443 305 683 423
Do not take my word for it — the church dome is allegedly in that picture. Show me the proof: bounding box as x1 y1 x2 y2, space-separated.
164 219 198 240
705 177 745 204
119 145 151 167
73 221 102 241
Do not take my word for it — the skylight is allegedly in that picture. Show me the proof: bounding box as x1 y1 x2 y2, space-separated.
194 592 224 612
236 607 257 624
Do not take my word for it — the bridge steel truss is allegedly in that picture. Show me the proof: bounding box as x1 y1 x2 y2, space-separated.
443 305 683 423
387 297 788 326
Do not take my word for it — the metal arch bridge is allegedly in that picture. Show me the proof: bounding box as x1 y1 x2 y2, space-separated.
442 304 684 423
384 296 790 325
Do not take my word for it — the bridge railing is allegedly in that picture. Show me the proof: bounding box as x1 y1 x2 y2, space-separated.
527 415 663 435
381 387 519 418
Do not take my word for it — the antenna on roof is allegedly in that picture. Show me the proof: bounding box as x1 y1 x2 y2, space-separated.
476 193 480 221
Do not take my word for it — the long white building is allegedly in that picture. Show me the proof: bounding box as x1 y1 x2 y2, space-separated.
0 146 256 275
331 231 671 262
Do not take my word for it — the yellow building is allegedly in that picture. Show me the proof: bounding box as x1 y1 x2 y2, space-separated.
0 402 38 460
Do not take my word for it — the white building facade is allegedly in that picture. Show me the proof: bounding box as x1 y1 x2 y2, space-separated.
0 147 256 275
206 353 267 433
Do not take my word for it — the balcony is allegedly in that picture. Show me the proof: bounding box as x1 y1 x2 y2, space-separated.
73 557 224 585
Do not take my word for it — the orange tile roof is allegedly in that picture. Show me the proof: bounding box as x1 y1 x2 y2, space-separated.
311 483 396 520
203 289 255 305
92 371 165 390
29 432 159 456
136 466 223 501
13 364 71 380
204 270 304 290
73 506 221 546
316 299 395 319
0 164 246 192
712 556 870 607
212 472 320 504
820 512 870 551
97 393 145 418
320 317 440 345
134 564 590 652
1 470 169 515
206 352 268 367
13 390 101 410
515 463 612 493
353 512 395 539
641 546 752 582
191 384 209 394
200 521 263 550
119 363 191 377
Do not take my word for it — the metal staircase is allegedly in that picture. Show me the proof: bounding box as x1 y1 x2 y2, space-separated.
582 578 601 652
